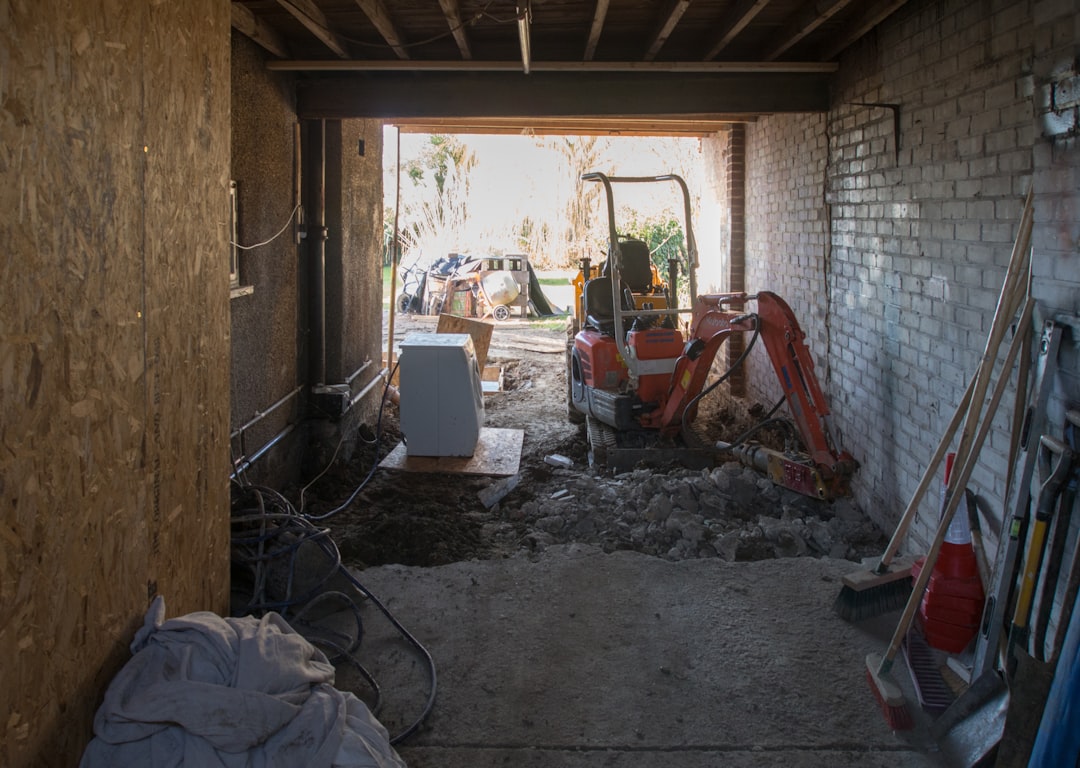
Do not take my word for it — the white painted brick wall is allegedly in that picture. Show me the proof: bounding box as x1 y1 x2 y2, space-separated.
706 0 1080 566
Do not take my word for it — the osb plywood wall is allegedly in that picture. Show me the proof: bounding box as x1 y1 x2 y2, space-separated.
0 1 231 765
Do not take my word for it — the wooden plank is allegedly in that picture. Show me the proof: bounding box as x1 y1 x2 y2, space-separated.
379 427 524 476
231 1 290 58
583 0 610 61
482 364 504 394
819 0 911 60
437 0 472 60
0 1 231 765
277 0 351 58
763 0 857 61
354 0 411 60
644 0 692 61
703 0 771 60
273 59 839 72
392 115 749 137
437 313 493 368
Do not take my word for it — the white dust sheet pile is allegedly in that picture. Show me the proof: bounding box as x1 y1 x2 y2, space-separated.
80 596 405 768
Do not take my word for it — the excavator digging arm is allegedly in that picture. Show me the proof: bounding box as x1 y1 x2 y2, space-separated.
751 292 857 480
656 293 754 436
659 291 858 498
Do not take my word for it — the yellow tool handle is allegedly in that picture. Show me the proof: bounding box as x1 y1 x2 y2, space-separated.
1013 435 1074 630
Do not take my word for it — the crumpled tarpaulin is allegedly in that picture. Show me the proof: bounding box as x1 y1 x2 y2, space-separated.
80 596 406 768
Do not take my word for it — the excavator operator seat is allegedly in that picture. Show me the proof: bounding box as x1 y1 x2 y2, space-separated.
604 239 654 293
583 276 634 336
583 276 615 335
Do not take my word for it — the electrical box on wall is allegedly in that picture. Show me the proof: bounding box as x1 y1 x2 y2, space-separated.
399 333 484 457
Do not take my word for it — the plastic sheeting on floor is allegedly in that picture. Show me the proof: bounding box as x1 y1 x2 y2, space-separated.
80 596 405 768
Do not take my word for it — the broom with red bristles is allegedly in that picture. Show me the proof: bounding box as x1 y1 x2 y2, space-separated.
867 190 1033 728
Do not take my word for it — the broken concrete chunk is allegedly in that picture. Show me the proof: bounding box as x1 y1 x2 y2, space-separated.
479 474 520 508
544 454 573 468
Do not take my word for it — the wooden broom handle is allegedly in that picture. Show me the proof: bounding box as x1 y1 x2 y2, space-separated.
880 295 1035 668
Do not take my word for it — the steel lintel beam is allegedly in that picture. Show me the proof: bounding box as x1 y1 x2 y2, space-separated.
296 70 830 119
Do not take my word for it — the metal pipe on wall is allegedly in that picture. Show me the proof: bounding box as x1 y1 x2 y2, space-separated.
386 127 401 373
349 368 389 410
344 359 373 386
309 119 327 386
230 384 305 440
230 423 298 482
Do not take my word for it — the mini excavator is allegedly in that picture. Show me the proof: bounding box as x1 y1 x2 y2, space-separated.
566 173 858 500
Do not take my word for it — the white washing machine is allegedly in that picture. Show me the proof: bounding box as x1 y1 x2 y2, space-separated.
398 332 484 457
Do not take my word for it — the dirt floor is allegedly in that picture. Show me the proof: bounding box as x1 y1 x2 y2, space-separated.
273 312 956 767
302 313 889 571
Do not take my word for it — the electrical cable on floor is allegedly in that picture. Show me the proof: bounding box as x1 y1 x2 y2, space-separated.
297 430 346 516
303 360 400 522
231 483 436 746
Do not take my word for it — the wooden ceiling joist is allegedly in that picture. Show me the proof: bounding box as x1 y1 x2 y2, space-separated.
389 115 751 137
437 0 473 60
644 0 693 61
703 0 772 61
354 0 410 60
231 2 290 59
819 0 910 60
583 0 610 61
277 0 350 58
270 59 837 73
763 0 857 61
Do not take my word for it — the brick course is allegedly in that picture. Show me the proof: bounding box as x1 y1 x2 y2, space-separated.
705 0 1079 556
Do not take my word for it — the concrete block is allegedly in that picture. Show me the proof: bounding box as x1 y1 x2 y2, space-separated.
968 156 999 177
981 221 1016 243
965 244 996 268
991 30 1021 60
985 127 1019 154
1000 101 1034 128
967 199 996 220
955 220 981 241
970 109 1003 135
998 149 1032 172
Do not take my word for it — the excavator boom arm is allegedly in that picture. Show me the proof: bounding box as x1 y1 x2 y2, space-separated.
660 291 856 484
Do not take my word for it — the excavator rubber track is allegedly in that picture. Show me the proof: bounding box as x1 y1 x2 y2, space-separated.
586 416 714 473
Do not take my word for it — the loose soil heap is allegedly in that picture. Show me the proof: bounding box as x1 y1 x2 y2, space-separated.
299 316 887 571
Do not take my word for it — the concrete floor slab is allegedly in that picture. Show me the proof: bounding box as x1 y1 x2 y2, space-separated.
346 545 948 768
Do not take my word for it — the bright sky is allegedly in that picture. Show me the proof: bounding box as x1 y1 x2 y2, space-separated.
382 127 706 266
385 129 700 213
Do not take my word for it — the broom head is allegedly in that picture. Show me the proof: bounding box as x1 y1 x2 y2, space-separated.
866 652 914 730
834 556 916 622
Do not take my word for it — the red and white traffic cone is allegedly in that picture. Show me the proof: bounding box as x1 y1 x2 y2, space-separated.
912 453 986 653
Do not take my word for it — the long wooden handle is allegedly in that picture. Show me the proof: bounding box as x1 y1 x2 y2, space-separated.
877 187 1032 571
875 372 976 570
879 295 1035 670
951 187 1034 479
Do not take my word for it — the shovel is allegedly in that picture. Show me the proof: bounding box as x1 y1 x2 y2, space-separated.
932 670 1008 767
996 434 1074 767
931 409 1072 768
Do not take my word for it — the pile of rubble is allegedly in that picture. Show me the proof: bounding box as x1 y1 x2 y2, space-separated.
493 462 886 563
